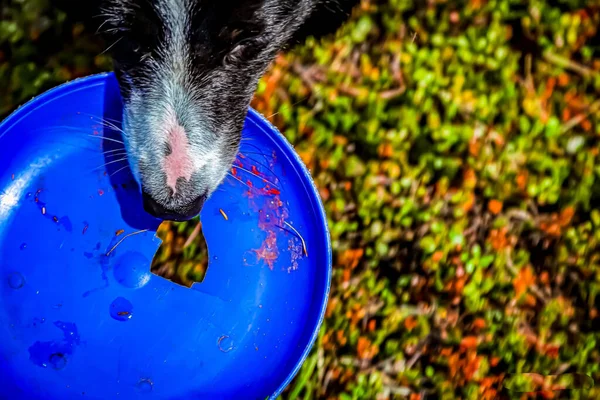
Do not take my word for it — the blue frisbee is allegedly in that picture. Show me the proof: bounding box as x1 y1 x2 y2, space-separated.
0 73 331 399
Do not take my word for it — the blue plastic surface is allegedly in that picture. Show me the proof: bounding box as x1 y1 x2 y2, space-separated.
0 73 331 399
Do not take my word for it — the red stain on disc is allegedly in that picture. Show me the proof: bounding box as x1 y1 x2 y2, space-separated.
253 231 279 270
236 152 296 271
262 188 280 196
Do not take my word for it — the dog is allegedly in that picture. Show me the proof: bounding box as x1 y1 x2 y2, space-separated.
95 0 358 221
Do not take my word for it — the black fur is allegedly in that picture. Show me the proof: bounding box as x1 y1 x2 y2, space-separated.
99 0 356 110
79 0 357 220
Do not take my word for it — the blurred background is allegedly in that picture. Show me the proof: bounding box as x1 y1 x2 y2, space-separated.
2 0 600 398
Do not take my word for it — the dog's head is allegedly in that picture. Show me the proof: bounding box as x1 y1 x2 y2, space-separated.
99 0 316 221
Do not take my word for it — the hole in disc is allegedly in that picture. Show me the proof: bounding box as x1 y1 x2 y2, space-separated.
151 218 209 288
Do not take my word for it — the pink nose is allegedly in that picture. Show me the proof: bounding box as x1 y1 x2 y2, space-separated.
163 123 194 193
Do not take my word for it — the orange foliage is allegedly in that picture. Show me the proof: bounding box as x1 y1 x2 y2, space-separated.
357 337 379 360
378 143 394 158
342 269 351 283
338 248 364 270
336 330 347 347
326 297 338 318
319 187 330 201
516 171 528 191
470 0 485 10
463 168 477 188
448 349 482 383
488 199 503 215
463 192 475 212
544 344 560 359
346 303 366 326
460 336 478 350
440 348 452 357
513 266 535 298
557 73 570 87
472 318 486 330
539 206 575 237
368 319 376 332
489 226 509 250
404 316 418 331
469 139 481 157
479 375 503 400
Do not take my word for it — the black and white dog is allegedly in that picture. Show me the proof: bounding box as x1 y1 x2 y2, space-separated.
93 0 358 221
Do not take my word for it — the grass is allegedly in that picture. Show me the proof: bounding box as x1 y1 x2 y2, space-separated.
2 0 600 398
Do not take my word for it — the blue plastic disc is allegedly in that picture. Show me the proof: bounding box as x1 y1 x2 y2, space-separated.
0 73 331 399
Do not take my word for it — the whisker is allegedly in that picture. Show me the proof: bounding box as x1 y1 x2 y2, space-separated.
239 143 273 166
100 36 123 56
32 126 94 134
239 150 270 156
109 165 130 177
239 142 272 157
94 157 128 171
28 120 123 138
276 221 308 257
95 19 111 35
266 95 313 119
93 120 120 131
227 173 252 189
263 69 329 119
99 121 126 135
77 112 122 125
237 153 279 180
34 126 119 141
103 148 127 155
106 229 149 256
104 151 128 159
92 120 126 136
86 135 124 145
233 165 280 189
77 113 127 135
